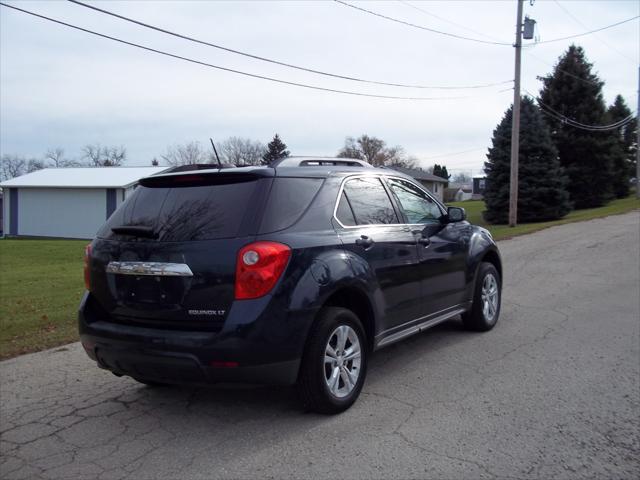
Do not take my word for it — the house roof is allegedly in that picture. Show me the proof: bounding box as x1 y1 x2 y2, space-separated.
387 166 448 183
0 167 170 189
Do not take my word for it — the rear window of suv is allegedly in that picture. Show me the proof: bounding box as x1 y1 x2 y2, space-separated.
98 178 261 241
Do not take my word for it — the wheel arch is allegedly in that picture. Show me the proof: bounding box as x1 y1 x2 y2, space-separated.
320 286 376 352
481 248 502 280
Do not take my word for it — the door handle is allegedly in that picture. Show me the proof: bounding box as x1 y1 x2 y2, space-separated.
355 235 374 249
418 237 431 247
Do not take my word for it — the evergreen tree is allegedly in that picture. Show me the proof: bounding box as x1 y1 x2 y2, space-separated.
262 134 290 165
432 164 450 186
484 97 571 224
538 45 614 208
606 95 637 198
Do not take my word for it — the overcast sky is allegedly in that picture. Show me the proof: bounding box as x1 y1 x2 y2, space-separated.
1 0 638 175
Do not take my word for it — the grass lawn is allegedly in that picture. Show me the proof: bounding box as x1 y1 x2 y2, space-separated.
0 239 87 359
449 195 640 241
0 196 638 360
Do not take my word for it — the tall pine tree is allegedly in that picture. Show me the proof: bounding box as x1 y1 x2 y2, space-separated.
261 134 290 165
484 97 571 224
606 95 637 198
538 45 614 208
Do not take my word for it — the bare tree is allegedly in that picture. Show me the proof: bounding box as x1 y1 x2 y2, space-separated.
219 137 265 166
387 152 417 169
27 159 46 173
451 172 472 184
1 154 27 180
161 141 208 166
104 146 126 166
338 135 407 166
82 143 126 167
44 147 65 167
82 144 102 166
44 147 83 167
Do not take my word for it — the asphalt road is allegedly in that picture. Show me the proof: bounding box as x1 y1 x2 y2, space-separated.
1 212 639 480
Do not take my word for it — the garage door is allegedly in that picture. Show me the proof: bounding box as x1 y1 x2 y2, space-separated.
18 188 107 239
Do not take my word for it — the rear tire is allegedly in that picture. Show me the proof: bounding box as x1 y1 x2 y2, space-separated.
297 307 368 414
462 262 501 332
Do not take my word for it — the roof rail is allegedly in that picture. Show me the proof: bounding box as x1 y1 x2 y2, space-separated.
272 157 373 168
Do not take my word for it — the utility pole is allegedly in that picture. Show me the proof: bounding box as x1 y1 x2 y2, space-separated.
509 0 524 227
636 65 639 199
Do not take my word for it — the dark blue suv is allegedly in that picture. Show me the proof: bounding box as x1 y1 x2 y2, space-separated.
79 157 502 413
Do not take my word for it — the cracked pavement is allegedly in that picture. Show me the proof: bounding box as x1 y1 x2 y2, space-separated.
1 212 639 479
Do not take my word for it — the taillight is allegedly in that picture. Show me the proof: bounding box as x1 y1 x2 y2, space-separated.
84 244 92 291
235 242 291 300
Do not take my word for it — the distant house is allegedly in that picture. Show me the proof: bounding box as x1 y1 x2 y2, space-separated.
444 184 473 202
473 177 488 199
387 166 448 201
0 167 169 239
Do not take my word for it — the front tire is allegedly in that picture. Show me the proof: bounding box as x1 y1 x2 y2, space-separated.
297 307 368 414
462 262 501 332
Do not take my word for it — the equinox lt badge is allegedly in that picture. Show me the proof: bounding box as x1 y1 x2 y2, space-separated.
188 309 226 316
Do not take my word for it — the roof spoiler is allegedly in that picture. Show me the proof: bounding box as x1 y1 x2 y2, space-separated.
163 163 237 173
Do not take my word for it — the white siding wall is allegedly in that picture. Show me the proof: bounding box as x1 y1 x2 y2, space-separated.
18 188 108 239
421 181 444 201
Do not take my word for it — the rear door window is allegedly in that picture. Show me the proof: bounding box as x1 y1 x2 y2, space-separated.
99 179 261 241
341 177 398 225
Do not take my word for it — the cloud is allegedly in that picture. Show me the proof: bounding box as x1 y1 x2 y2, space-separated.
1 0 638 175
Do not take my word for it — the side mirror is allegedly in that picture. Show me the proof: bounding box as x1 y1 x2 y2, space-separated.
446 206 466 223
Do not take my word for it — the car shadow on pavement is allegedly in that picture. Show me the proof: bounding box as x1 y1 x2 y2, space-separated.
133 318 472 417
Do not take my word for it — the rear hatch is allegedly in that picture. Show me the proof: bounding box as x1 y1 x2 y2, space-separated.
88 170 272 331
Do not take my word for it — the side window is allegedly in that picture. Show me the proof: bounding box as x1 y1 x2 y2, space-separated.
341 177 398 225
260 178 323 233
387 178 443 225
336 191 357 226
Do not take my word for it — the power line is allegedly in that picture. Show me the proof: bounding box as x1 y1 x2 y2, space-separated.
422 147 485 161
0 2 506 102
333 0 512 46
539 107 634 131
67 0 512 91
535 14 639 45
398 0 508 44
552 0 638 64
526 51 603 88
529 92 635 131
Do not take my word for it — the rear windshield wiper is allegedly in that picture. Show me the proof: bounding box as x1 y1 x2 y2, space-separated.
111 225 159 239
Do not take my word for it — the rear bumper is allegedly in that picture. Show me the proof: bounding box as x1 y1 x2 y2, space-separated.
89 342 299 385
78 292 313 386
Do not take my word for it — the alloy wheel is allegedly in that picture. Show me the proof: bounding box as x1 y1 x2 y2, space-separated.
323 325 362 398
481 273 499 323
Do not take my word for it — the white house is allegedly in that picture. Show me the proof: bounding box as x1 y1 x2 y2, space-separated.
0 167 169 239
387 166 448 201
